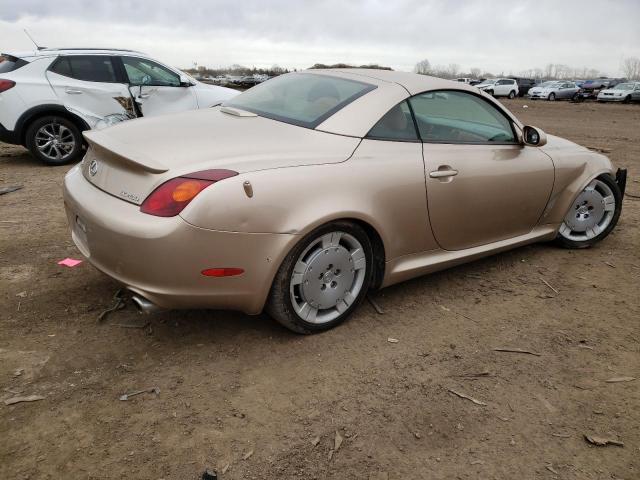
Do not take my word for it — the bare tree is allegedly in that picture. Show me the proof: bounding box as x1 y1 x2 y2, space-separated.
414 59 431 75
621 57 640 80
447 63 460 78
469 67 481 79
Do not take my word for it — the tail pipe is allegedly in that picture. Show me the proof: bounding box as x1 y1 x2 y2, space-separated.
130 293 163 314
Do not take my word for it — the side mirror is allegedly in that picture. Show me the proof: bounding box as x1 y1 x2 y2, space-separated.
179 74 194 87
522 125 547 147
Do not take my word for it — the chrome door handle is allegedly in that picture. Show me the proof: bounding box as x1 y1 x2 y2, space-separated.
429 169 458 178
138 93 150 99
65 89 83 94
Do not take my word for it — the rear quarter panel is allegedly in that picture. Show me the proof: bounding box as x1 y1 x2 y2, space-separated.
180 139 437 262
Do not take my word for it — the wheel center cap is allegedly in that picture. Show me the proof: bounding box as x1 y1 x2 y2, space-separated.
323 271 334 283
578 205 589 215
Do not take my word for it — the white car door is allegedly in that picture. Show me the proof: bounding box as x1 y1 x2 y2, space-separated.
119 56 198 117
45 55 135 126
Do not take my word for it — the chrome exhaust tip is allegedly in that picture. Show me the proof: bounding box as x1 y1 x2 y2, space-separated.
130 294 162 314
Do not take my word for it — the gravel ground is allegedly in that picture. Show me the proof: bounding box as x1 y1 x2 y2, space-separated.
1 98 639 480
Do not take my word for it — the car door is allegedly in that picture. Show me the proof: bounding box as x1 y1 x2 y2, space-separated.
558 82 573 99
633 84 640 101
46 55 135 126
118 56 198 117
409 90 554 251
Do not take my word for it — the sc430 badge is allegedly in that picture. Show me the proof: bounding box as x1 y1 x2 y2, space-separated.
119 190 141 203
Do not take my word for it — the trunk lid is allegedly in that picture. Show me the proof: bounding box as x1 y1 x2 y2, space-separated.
81 107 360 205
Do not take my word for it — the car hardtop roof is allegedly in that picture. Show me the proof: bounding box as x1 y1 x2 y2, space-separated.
305 68 480 95
4 48 149 60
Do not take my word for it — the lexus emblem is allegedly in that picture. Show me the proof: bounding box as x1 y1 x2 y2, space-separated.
89 159 98 176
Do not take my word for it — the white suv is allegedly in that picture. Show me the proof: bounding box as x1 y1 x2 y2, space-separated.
0 48 238 165
475 78 519 98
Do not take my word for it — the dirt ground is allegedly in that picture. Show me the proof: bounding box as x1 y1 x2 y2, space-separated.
1 99 639 480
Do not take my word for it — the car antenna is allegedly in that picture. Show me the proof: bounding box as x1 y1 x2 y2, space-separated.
24 29 47 50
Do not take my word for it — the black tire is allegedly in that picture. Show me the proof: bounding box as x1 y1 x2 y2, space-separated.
266 221 374 334
486 90 494 96
508 90 516 99
555 174 622 249
25 115 84 166
548 93 556 101
622 95 631 104
572 93 579 102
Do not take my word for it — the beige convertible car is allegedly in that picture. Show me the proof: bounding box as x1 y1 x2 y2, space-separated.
63 69 627 333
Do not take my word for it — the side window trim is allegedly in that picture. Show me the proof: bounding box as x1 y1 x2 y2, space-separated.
408 89 519 146
47 55 120 83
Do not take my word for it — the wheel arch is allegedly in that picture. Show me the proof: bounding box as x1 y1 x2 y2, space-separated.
16 104 90 145
287 216 387 291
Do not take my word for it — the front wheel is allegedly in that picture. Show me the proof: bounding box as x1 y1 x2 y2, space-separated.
548 93 556 101
25 116 84 166
556 175 622 249
622 95 631 104
508 90 516 99
266 221 373 334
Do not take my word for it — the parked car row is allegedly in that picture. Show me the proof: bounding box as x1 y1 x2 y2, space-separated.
525 78 639 102
455 75 639 102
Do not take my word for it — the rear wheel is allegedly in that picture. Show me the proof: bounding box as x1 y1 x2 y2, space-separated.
25 115 83 166
548 93 556 101
266 221 373 334
556 175 622 249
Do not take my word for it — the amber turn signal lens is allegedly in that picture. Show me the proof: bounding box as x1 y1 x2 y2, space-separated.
172 180 203 202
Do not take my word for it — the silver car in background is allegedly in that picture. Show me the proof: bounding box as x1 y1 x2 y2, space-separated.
528 81 580 101
597 82 640 103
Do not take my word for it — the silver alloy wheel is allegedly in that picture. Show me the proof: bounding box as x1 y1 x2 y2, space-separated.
289 231 366 324
559 179 616 241
34 122 75 161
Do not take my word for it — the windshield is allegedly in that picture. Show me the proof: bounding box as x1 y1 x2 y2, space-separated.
224 73 376 128
613 83 634 90
478 79 496 85
538 81 559 88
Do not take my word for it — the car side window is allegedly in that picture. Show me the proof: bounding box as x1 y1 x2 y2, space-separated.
366 101 419 141
121 57 180 87
49 55 118 83
409 91 516 144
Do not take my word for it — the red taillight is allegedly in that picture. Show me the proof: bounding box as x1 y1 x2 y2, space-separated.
140 169 237 217
0 79 16 93
201 268 244 277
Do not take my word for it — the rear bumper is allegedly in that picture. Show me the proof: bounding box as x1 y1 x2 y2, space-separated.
63 164 297 315
0 122 19 145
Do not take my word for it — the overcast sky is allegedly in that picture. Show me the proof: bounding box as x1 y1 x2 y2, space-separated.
1 0 639 75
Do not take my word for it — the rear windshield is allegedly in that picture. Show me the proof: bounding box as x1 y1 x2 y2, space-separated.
224 73 376 128
0 55 28 73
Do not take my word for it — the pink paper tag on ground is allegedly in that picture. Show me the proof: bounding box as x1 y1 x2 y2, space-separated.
58 258 83 267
